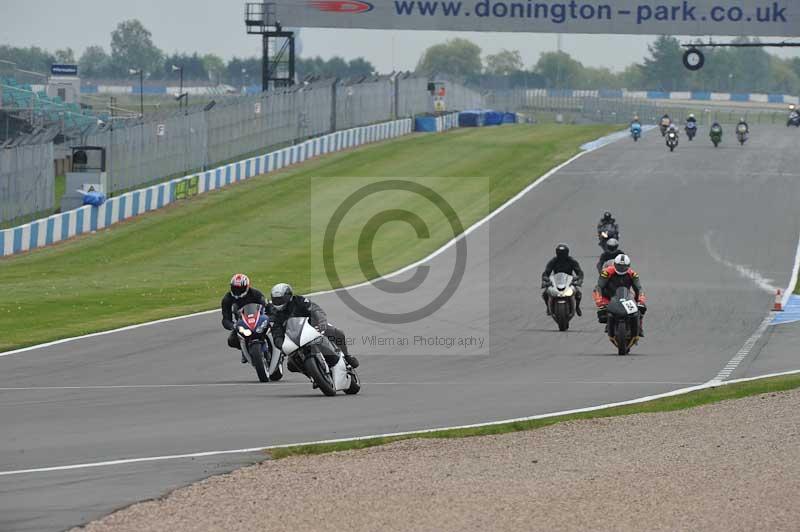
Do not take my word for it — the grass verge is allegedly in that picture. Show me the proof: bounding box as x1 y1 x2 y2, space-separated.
270 373 800 459
0 124 615 351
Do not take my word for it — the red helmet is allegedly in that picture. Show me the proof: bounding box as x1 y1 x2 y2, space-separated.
230 273 250 299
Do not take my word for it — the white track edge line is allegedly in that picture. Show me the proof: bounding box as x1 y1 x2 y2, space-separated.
782 232 800 306
1 367 796 477
710 230 800 379
1 130 625 359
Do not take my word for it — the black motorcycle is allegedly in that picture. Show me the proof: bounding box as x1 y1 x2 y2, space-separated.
685 122 697 140
235 303 283 382
598 225 620 252
604 287 642 356
666 130 679 152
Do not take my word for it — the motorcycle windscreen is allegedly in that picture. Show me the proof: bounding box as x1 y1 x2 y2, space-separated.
608 287 639 317
551 272 572 291
238 303 262 330
284 317 307 346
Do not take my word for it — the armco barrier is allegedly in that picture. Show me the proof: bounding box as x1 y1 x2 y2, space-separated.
1 118 414 257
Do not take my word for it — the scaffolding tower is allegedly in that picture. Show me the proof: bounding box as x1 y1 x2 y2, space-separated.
245 2 296 91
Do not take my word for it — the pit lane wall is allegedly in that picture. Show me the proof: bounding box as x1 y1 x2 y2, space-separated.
1 115 463 257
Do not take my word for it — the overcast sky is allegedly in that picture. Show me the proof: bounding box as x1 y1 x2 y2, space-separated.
2 0 799 73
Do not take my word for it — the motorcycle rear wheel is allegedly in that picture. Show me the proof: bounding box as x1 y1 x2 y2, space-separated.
304 356 337 396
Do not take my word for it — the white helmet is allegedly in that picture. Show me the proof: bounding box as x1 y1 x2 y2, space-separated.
614 254 631 275
688 113 695 119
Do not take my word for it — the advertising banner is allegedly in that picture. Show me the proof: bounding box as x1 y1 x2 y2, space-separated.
274 0 799 36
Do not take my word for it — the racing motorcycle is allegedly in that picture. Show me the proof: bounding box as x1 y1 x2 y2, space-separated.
710 124 723 147
630 122 642 142
787 110 800 128
280 317 360 397
685 121 697 140
666 129 679 152
235 303 283 382
546 273 578 332
736 123 749 146
603 286 642 356
598 225 620 251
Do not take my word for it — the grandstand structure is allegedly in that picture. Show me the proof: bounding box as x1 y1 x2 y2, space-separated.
0 62 107 146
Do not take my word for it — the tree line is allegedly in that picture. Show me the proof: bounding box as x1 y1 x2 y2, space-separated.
418 36 800 94
0 19 376 86
3 21 799 94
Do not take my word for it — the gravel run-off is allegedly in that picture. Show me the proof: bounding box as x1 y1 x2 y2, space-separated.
74 389 800 532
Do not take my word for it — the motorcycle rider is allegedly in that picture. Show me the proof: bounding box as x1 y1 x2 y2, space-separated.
790 104 800 126
737 117 750 134
267 283 359 370
221 273 268 363
541 243 584 316
596 238 624 272
659 114 671 134
597 211 620 243
686 113 697 126
593 255 648 337
631 115 641 127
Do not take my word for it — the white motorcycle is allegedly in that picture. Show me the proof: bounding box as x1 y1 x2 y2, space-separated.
546 272 578 332
281 317 360 396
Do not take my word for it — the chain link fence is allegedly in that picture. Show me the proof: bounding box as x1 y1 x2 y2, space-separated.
82 76 483 195
0 142 54 224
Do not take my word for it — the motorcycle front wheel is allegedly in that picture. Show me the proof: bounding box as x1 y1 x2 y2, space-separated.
616 321 629 356
304 355 337 396
248 343 269 382
554 303 570 331
344 370 361 395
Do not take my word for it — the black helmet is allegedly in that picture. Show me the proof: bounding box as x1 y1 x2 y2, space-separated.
606 238 619 252
270 283 293 310
602 211 613 222
555 243 569 259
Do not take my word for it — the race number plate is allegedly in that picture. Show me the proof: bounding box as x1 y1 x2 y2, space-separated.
621 300 639 315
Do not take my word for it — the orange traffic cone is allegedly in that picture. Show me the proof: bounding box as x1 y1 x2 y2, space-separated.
773 289 784 311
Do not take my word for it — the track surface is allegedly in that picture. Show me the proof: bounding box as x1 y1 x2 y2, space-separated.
2 126 799 532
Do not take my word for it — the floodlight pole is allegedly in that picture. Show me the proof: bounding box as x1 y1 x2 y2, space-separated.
129 68 144 118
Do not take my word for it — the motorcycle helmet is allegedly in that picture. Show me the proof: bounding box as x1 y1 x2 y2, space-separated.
613 254 631 275
606 238 619 252
633 115 639 121
739 117 746 123
790 104 796 111
602 211 613 222
688 113 695 119
555 243 570 259
230 273 251 299
270 283 293 310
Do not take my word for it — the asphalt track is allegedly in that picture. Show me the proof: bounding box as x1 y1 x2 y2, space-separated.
2 125 800 531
